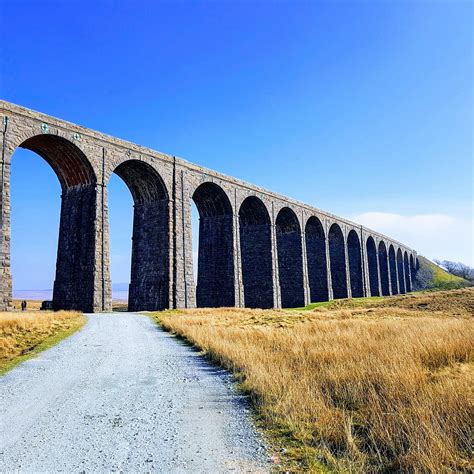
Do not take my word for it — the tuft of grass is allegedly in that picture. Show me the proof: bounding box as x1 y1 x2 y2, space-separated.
0 311 86 374
152 288 474 472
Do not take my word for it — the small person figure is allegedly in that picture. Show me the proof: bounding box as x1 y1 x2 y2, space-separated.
21 300 27 311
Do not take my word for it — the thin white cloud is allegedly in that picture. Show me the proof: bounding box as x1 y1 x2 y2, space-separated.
352 212 473 265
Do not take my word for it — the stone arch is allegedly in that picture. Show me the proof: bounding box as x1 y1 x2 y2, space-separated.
328 223 348 299
239 196 273 308
389 245 398 295
305 216 329 302
13 135 98 311
192 182 234 308
19 134 96 189
114 160 168 203
366 237 379 296
276 207 305 308
397 248 406 294
378 241 390 296
348 230 364 298
111 160 169 311
404 251 411 292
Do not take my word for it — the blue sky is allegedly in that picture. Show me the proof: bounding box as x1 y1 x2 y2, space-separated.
1 0 472 291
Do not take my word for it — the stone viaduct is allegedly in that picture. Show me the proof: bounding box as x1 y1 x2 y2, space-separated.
0 101 418 312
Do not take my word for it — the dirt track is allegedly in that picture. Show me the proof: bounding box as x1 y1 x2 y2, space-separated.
0 313 268 472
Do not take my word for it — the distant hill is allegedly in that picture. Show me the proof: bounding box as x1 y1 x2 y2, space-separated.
413 256 472 291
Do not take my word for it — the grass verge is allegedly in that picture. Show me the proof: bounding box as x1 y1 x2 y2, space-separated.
291 296 384 311
151 288 473 472
0 311 86 374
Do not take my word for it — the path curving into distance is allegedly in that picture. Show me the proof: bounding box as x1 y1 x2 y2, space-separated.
0 313 268 472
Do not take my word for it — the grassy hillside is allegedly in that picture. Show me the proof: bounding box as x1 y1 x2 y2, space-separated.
413 256 471 291
153 289 473 473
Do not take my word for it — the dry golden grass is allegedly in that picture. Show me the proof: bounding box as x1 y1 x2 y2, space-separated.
155 289 474 472
112 300 129 312
11 299 43 311
0 310 85 374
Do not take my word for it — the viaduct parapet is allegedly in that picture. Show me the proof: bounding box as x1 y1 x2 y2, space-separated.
0 101 417 312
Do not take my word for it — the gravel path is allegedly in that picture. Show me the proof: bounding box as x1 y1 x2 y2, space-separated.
0 313 268 472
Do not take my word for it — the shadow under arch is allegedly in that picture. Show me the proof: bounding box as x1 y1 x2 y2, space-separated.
14 134 98 311
276 207 304 308
192 182 235 308
378 241 390 296
305 216 328 302
410 254 416 284
404 251 411 292
366 236 379 296
239 196 273 308
328 223 348 299
389 245 398 295
111 159 170 311
397 248 406 294
348 230 363 297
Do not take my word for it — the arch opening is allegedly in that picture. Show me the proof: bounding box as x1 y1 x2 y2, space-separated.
348 230 364 298
10 149 60 307
410 254 416 285
404 251 411 292
111 160 169 311
276 207 304 308
397 248 406 294
12 135 98 311
366 237 379 296
305 216 328 302
20 134 96 189
329 223 348 299
192 182 234 308
239 197 273 308
378 241 390 296
389 245 398 295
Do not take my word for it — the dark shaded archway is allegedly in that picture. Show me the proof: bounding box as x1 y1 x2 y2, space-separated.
366 237 379 296
378 241 390 296
18 135 98 311
410 254 416 282
389 245 398 294
113 160 169 311
20 134 96 188
348 230 364 297
193 183 235 308
276 207 305 308
239 197 273 308
397 248 406 294
404 251 411 292
328 223 348 299
305 216 328 302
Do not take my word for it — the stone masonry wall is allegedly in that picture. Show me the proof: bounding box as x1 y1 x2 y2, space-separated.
196 215 235 308
305 222 329 303
0 101 418 312
240 223 274 308
128 200 169 311
53 185 98 312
